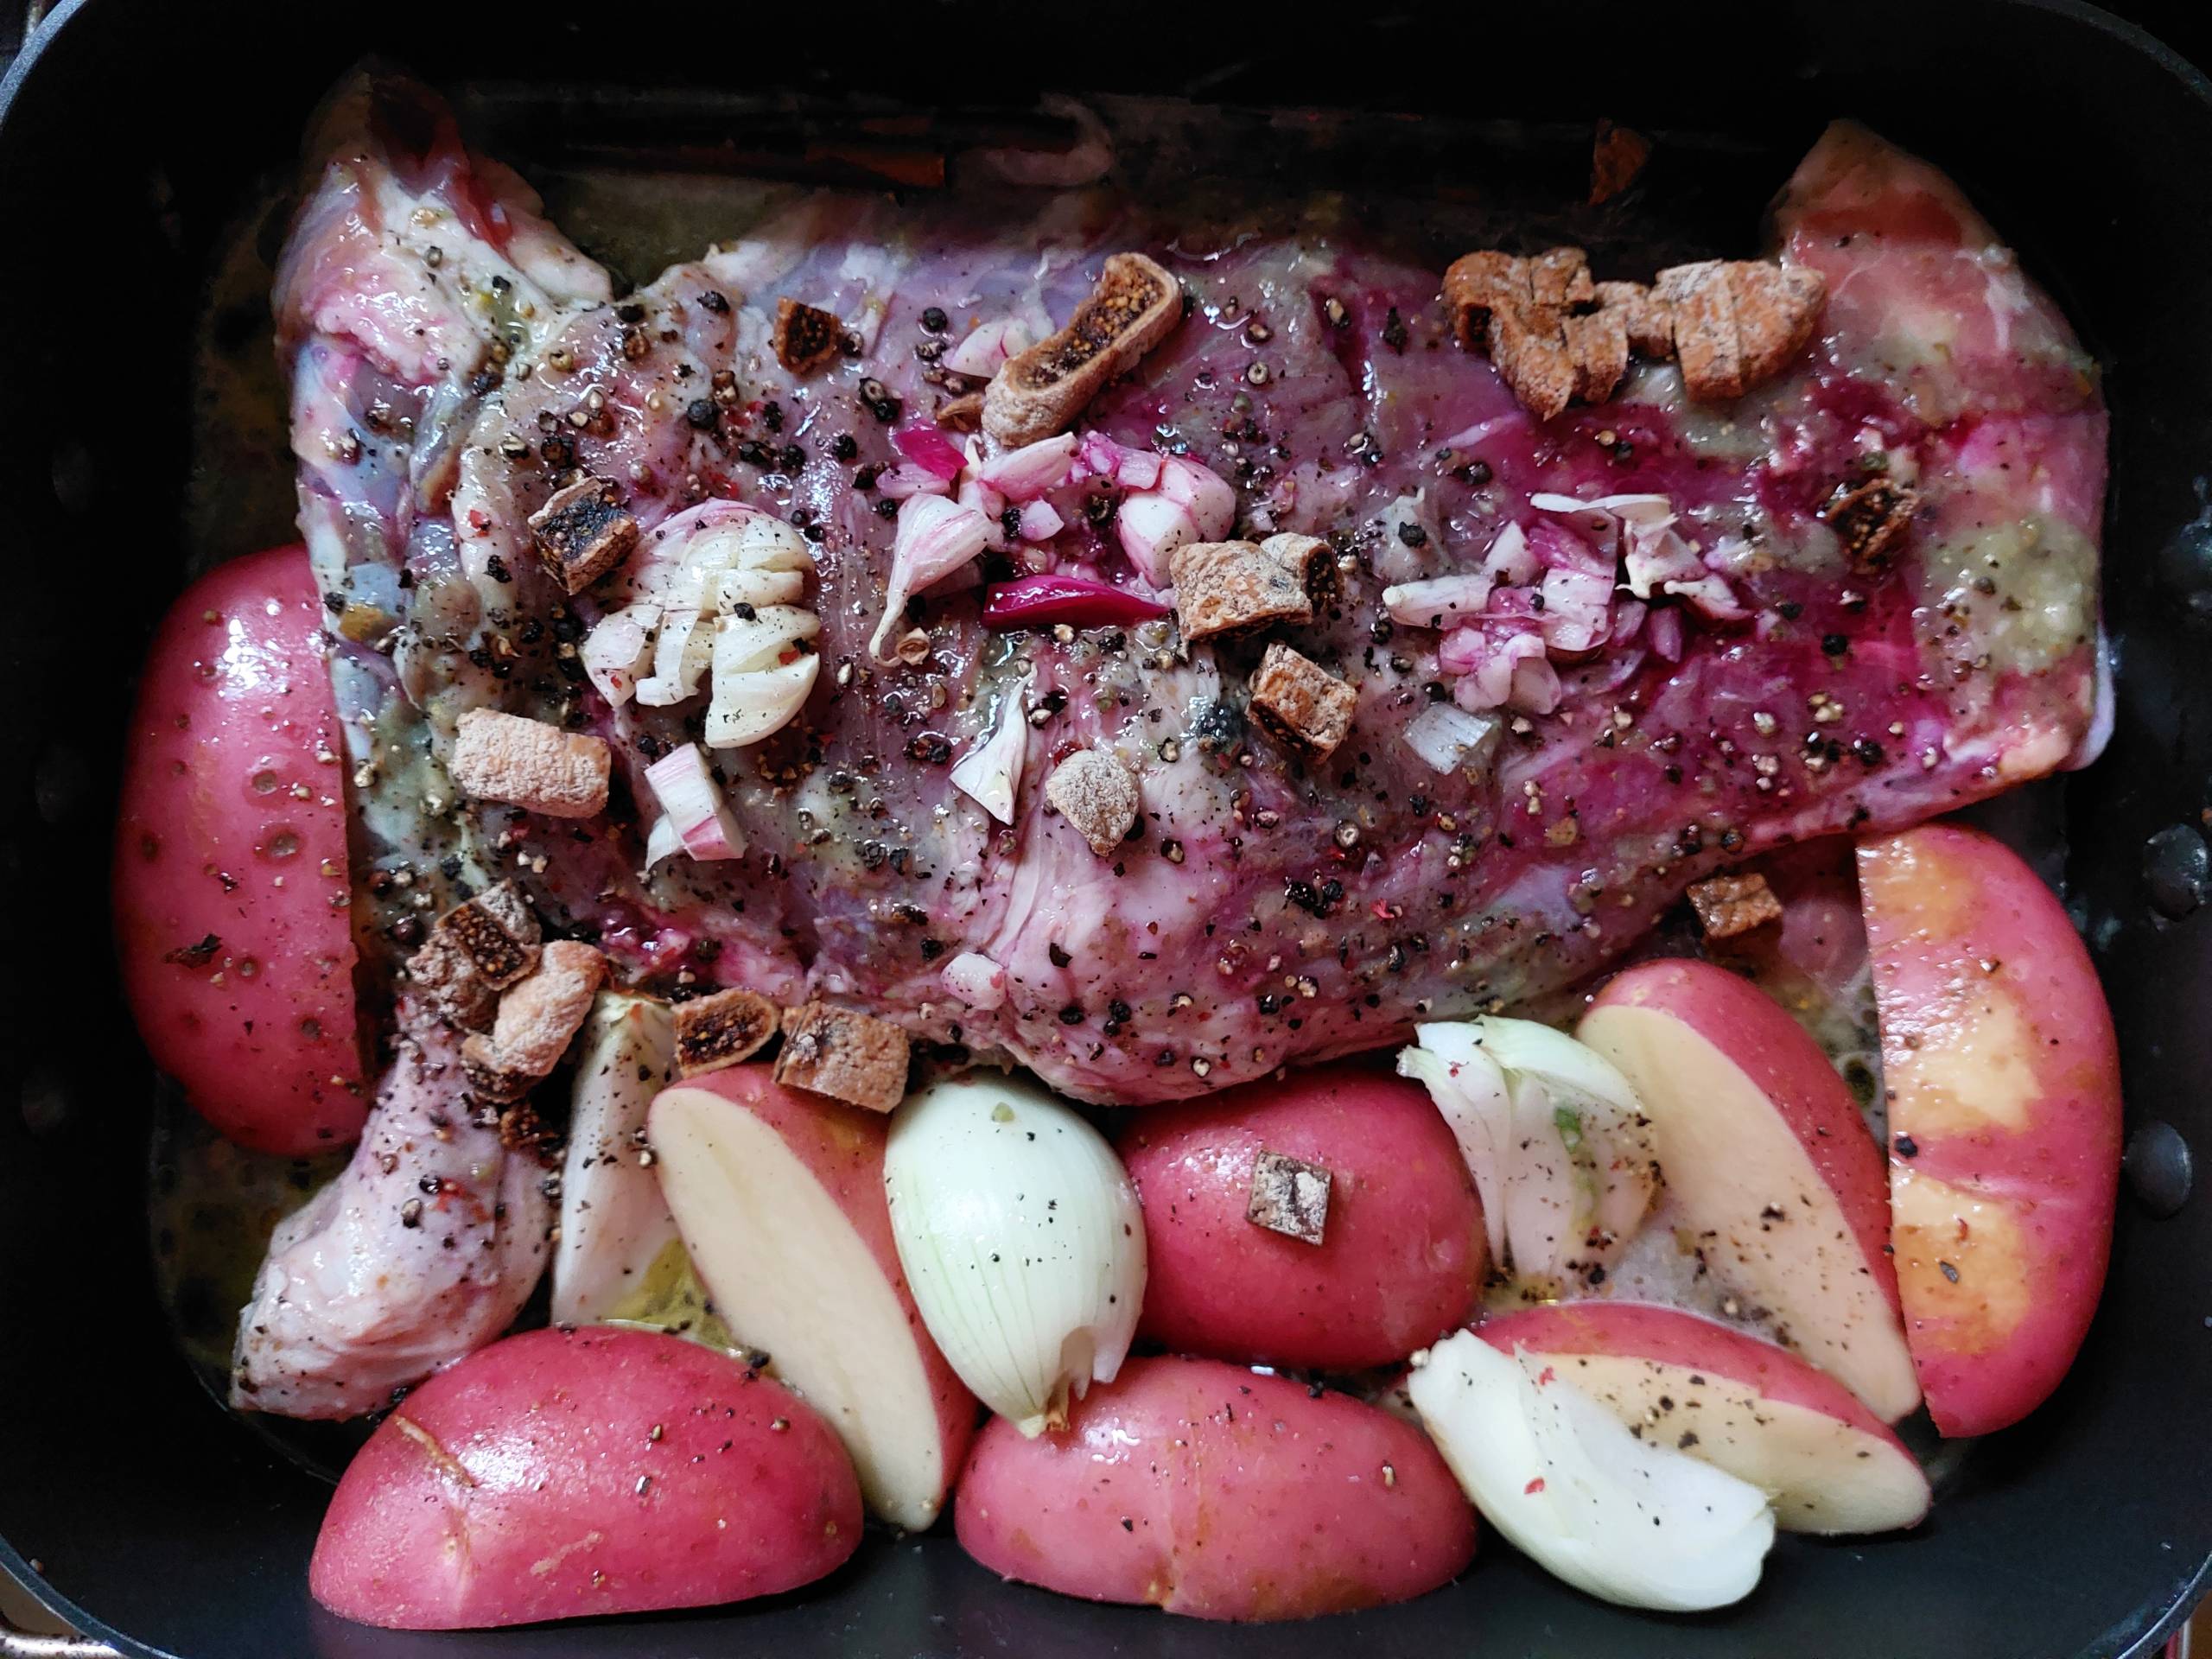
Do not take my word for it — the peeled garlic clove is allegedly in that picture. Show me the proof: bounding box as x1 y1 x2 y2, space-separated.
704 605 821 749
884 1075 1145 1436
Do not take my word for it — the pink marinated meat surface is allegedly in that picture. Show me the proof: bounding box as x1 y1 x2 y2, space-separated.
274 78 2104 1109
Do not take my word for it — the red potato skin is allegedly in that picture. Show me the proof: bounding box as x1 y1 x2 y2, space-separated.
955 1355 1476 1620
113 544 364 1154
1478 1301 1904 1445
1116 1065 1486 1370
1858 823 2122 1437
309 1326 861 1630
1588 959 1902 1319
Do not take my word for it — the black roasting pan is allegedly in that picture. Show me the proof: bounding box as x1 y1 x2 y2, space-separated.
1 2 2209 1655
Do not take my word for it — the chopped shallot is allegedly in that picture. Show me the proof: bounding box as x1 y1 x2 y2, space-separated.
1649 607 1686 662
1483 521 1539 587
879 462 955 501
948 670 1033 823
978 432 1077 501
943 316 1033 378
982 573 1170 629
1538 566 1615 657
893 423 967 480
644 744 747 861
871 494 994 660
1404 703 1501 775
1116 493 1202 586
1383 573 1494 628
1017 499 1065 542
942 950 1008 1011
1445 624 1553 713
1116 448 1162 491
1116 454 1236 585
1527 519 1613 579
644 813 683 869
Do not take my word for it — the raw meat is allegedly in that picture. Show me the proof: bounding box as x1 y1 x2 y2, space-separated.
274 78 2103 1112
230 1002 552 1417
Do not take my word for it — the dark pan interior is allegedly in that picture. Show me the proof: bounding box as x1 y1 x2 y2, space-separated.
3 3 2210 1655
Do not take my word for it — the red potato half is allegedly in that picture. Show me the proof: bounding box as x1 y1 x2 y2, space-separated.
1858 823 2122 1437
1579 960 1920 1422
309 1326 861 1630
956 1355 1475 1620
113 543 364 1155
650 1068 977 1530
1478 1301 1929 1534
1116 1065 1486 1370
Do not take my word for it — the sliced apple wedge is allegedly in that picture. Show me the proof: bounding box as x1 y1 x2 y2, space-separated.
650 1069 977 1529
1478 1301 1929 1534
1859 823 2122 1437
552 992 680 1325
1408 1327 1775 1611
1579 959 1919 1422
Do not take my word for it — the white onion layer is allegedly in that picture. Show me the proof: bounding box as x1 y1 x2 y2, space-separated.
1398 1017 1656 1286
1408 1330 1775 1612
884 1075 1146 1436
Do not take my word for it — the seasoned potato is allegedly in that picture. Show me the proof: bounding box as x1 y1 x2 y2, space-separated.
1858 823 2123 1435
956 1354 1476 1619
1117 1064 1485 1369
113 544 364 1154
309 1326 861 1629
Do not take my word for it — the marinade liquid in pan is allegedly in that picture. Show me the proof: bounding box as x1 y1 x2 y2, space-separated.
148 88 2061 1474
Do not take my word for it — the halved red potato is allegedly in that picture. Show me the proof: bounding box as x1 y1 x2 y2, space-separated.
1116 1064 1486 1370
650 1067 977 1530
956 1354 1475 1620
309 1326 861 1630
113 544 364 1154
1858 823 2122 1437
1579 960 1919 1421
1478 1301 1929 1534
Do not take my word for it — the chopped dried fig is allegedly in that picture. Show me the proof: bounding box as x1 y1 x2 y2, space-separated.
983 252 1183 449
529 475 638 594
1249 643 1358 762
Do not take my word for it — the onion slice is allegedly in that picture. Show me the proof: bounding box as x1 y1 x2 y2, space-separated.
643 743 747 861
1408 1331 1775 1612
948 670 1033 823
1398 1017 1656 1287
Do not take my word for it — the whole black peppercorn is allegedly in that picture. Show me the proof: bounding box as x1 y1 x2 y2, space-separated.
780 443 806 471
921 306 948 333
831 432 858 461
684 399 718 430
1396 520 1428 548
